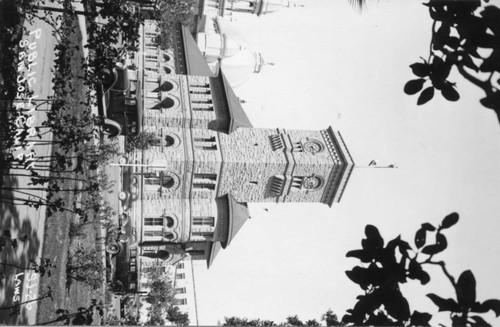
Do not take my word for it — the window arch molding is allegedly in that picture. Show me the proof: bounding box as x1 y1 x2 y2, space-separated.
143 171 180 192
162 211 179 229
159 77 179 93
164 131 181 149
150 95 180 111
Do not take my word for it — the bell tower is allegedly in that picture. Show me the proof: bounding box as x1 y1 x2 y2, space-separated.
216 126 354 206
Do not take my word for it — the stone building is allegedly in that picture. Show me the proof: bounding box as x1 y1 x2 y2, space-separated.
123 20 354 270
118 17 353 322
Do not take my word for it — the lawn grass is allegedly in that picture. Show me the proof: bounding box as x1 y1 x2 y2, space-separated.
34 8 105 325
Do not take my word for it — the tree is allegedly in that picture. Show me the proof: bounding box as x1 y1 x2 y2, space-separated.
343 213 500 326
142 268 188 325
166 305 190 326
67 246 106 290
222 316 273 326
322 309 344 326
125 131 160 153
153 0 196 50
404 1 500 123
221 313 335 326
285 315 304 326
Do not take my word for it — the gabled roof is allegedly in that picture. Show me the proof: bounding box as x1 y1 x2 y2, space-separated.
180 26 214 77
219 71 253 133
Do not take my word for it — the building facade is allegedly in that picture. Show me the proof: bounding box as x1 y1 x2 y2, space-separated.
118 16 353 323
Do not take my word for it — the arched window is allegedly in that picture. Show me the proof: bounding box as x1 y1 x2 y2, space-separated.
165 135 175 147
152 97 174 109
144 171 180 192
161 174 175 188
159 81 174 92
165 216 175 228
163 67 172 74
164 232 174 239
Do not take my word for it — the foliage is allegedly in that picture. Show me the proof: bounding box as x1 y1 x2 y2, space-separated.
322 309 344 326
84 0 143 85
405 0 500 122
223 316 275 326
67 246 106 290
125 131 160 153
105 313 139 325
222 311 343 326
49 299 104 325
343 213 500 326
153 0 196 50
166 305 190 326
143 268 189 325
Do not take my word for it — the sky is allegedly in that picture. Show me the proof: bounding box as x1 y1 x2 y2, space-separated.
192 0 500 325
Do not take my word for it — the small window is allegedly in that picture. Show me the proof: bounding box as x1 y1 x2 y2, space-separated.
192 231 214 238
193 183 215 190
178 263 184 269
193 217 215 227
144 230 163 237
165 135 175 147
165 216 175 228
291 176 304 189
178 298 188 305
145 217 163 226
194 173 217 180
176 272 185 279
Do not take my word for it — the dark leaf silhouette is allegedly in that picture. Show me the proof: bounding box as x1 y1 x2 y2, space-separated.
480 49 500 72
442 84 460 102
456 270 476 307
346 249 371 263
422 244 444 255
427 293 461 312
404 79 426 95
469 315 491 327
345 264 383 290
421 223 436 231
461 54 479 72
410 63 430 77
431 57 452 88
436 233 448 250
409 310 432 326
417 87 435 105
480 92 500 110
415 228 426 248
479 299 500 316
383 289 411 321
408 259 430 285
441 212 459 229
